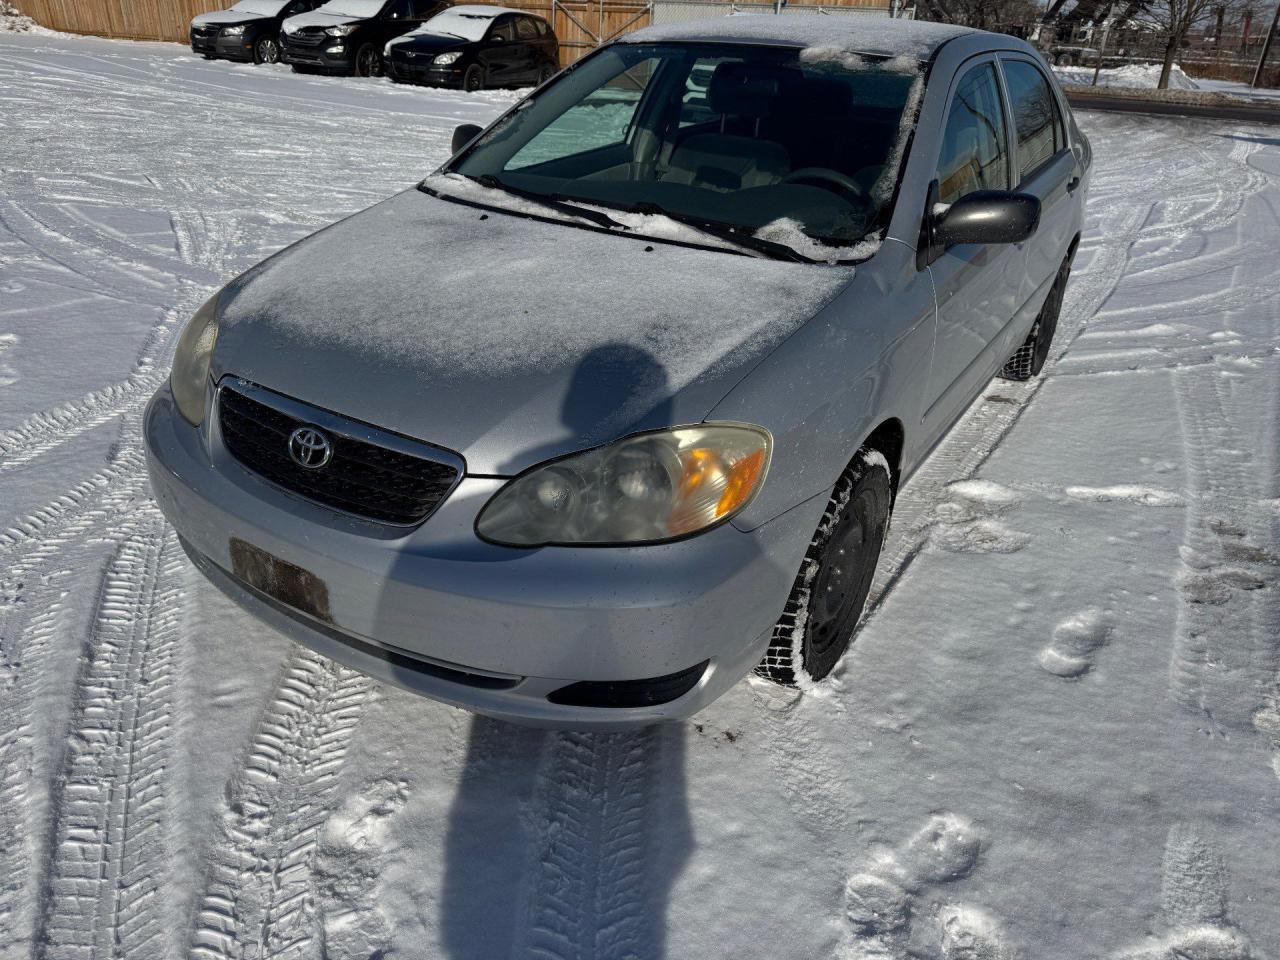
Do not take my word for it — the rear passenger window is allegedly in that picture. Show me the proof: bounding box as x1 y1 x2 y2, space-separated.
516 17 537 40
936 62 1009 206
1003 60 1062 181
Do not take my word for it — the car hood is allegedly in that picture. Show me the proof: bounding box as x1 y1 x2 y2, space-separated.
214 188 853 475
388 31 467 53
282 10 361 32
192 9 267 26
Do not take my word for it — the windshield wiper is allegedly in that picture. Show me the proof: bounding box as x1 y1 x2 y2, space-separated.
614 201 811 263
470 175 624 231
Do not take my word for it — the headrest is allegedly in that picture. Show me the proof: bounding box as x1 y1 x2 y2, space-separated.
707 62 801 119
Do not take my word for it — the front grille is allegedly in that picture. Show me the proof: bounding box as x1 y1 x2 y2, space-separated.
218 383 460 526
284 29 327 46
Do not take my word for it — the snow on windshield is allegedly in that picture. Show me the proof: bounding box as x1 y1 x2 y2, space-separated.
229 0 289 14
414 9 496 40
316 0 383 17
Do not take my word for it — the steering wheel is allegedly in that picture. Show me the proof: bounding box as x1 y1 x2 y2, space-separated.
781 168 865 205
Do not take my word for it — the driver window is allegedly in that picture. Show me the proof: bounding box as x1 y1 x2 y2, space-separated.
936 62 1009 206
488 18 514 42
506 57 657 169
384 0 411 18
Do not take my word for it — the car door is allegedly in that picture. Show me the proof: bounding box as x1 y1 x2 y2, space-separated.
997 55 1077 309
920 58 1023 435
480 16 517 86
512 16 540 83
378 0 415 47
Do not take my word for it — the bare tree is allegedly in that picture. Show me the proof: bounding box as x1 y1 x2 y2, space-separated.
1133 0 1223 86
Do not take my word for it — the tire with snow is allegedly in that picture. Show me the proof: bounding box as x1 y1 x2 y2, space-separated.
254 36 280 64
999 255 1070 381
354 43 383 78
756 448 893 686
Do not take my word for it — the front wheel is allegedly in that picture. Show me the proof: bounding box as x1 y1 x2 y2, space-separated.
757 448 893 686
254 36 281 64
354 43 383 78
1000 255 1071 381
463 64 484 92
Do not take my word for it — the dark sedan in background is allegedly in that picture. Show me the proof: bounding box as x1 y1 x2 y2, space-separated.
190 0 324 63
279 0 446 76
385 5 558 90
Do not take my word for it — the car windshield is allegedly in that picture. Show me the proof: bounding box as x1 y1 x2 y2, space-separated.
229 0 288 14
316 0 384 17
442 41 922 261
416 10 496 40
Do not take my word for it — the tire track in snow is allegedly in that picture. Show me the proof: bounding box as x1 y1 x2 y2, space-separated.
189 650 373 960
35 517 187 960
512 729 660 960
0 575 73 957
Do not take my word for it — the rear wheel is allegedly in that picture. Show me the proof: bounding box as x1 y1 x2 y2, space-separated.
537 61 556 84
757 448 893 686
1000 256 1071 381
355 43 383 78
464 64 484 91
254 36 280 64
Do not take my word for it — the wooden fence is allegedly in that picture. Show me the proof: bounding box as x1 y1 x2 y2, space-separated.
14 0 888 61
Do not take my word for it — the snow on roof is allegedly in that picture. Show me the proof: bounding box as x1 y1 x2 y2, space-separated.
624 14 977 59
436 4 528 17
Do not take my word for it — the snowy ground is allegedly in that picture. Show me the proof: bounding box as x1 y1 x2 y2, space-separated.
2 31 1279 960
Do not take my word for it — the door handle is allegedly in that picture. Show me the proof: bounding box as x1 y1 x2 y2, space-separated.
1067 175 1081 192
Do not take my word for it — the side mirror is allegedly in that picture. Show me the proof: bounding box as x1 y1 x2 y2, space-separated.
934 190 1041 247
451 123 483 154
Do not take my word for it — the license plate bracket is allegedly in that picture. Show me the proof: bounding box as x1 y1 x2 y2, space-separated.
230 538 333 624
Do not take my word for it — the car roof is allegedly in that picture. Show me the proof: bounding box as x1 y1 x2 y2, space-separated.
435 4 530 18
623 14 979 60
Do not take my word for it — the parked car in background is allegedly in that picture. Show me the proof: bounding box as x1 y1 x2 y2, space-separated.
280 0 446 76
385 5 558 90
146 17 1090 729
190 0 324 64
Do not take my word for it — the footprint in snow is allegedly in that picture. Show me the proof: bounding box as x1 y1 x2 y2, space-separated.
1037 608 1113 679
933 481 1030 555
0 333 18 387
840 813 1005 959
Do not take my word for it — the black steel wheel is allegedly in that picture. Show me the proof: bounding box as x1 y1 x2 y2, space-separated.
464 64 484 92
1000 255 1071 381
355 43 383 78
757 448 893 686
254 36 281 64
538 62 556 84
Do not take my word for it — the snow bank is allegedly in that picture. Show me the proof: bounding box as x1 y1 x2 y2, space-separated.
0 0 62 35
1053 62 1200 91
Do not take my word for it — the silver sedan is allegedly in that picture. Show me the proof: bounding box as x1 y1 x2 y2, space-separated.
145 15 1090 728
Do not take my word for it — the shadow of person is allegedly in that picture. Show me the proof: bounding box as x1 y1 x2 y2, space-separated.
440 716 693 960
497 341 675 476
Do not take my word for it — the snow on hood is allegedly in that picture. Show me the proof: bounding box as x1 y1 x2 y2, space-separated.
282 9 359 32
215 189 852 474
192 8 269 26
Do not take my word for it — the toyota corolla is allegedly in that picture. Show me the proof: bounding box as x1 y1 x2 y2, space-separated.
145 16 1090 728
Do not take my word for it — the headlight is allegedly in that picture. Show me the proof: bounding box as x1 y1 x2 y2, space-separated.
433 51 461 65
477 425 770 547
170 294 220 426
325 24 356 36
222 24 245 35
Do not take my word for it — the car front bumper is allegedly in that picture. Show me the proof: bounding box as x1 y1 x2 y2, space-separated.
279 37 352 71
143 385 824 728
190 32 258 61
386 58 464 86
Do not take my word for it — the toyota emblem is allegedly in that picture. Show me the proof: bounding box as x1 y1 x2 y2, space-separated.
288 426 333 469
